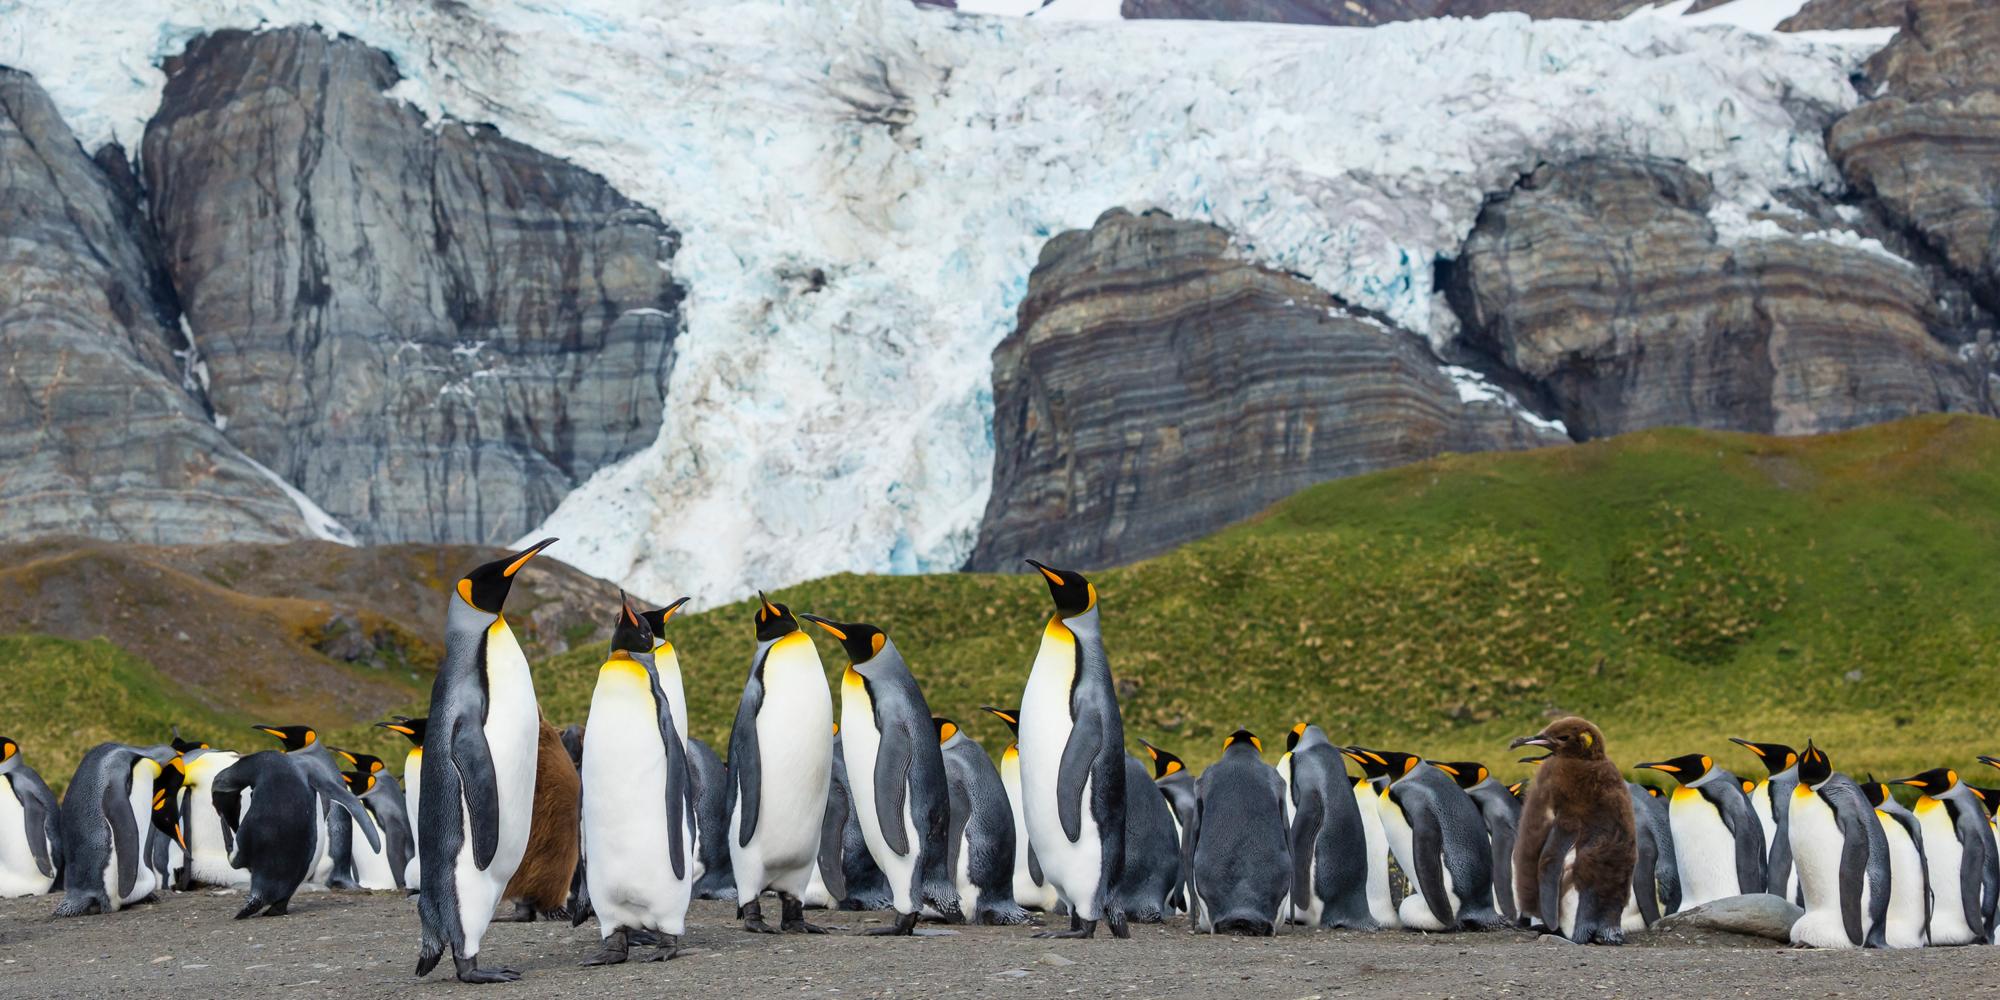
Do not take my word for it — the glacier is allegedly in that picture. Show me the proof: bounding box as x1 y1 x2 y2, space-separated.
0 0 1892 606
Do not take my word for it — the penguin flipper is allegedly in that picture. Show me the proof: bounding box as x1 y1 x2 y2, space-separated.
1832 795 1873 947
1287 787 1323 909
872 729 913 857
12 772 58 879
105 778 140 901
651 670 692 881
1537 823 1573 934
448 718 500 867
1630 822 1660 927
1709 781 1767 895
945 763 971 899
309 767 383 854
1055 707 1106 843
728 679 764 848
1952 803 1989 937
1407 794 1458 930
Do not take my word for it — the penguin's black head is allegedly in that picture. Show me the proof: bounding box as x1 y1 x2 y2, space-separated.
1890 767 1958 796
458 537 558 615
1635 752 1713 786
1025 560 1096 618
1341 745 1395 780
376 717 428 746
151 757 187 850
332 748 386 775
253 724 317 752
754 592 799 642
1860 776 1890 808
1222 729 1263 754
340 770 377 796
799 613 886 664
1286 723 1309 752
1727 737 1799 777
169 727 209 754
0 737 15 764
1978 754 2000 774
611 591 655 656
640 597 692 648
1795 741 1832 787
981 707 1021 737
1644 784 1664 798
1433 761 1491 791
933 717 961 745
1509 717 1607 760
1138 739 1185 780
1970 787 2000 818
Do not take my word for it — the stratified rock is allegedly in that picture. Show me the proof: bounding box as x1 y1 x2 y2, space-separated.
1653 894 1804 942
966 209 1565 571
1445 157 1979 440
1830 0 2000 312
0 69 307 543
1120 0 1443 24
142 28 684 546
1778 0 1908 30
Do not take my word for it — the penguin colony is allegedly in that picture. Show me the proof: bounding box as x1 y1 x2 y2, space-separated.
4 543 1997 982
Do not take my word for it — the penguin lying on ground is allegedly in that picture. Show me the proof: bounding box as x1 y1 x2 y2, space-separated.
52 743 182 916
728 596 836 935
1354 746 1501 932
375 717 427 890
1111 750 1180 925
1509 718 1634 944
1860 777 1931 948
1016 561 1130 940
1787 742 1888 949
1625 781 1680 927
1891 765 1995 945
993 708 1062 914
0 738 62 898
1285 725 1375 930
1436 759 1521 926
1633 753 1765 909
211 750 379 919
1190 730 1290 935
936 717 1031 925
1730 737 1800 898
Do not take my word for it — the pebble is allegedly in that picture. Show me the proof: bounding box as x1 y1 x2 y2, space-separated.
1040 953 1077 967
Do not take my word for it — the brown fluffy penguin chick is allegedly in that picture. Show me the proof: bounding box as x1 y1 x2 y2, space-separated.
1508 717 1636 944
499 717 582 921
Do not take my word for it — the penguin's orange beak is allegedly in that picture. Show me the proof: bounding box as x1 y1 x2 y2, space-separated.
502 537 558 578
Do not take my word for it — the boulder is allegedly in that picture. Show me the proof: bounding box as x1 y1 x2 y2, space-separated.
1652 893 1805 943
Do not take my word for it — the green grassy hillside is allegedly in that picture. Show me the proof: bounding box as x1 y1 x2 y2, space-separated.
10 415 2000 791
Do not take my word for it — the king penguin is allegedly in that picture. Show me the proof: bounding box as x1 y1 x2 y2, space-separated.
1860 777 1931 948
51 743 182 916
1786 742 1888 949
1435 759 1521 926
987 707 1061 913
414 537 557 984
1188 730 1290 935
1730 737 1800 899
579 594 699 965
1338 747 1401 929
251 723 354 889
375 717 428 890
801 612 956 933
1889 765 1995 945
1625 781 1681 927
1015 560 1129 939
0 737 61 898
1351 746 1501 932
1138 738 1197 916
210 750 379 918
935 717 1031 924
331 748 415 892
1633 753 1765 909
1508 719 1634 944
727 594 835 934
179 746 248 889
1284 725 1375 930
1110 748 1181 924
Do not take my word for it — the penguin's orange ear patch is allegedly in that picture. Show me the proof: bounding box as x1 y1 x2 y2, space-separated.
457 579 475 605
1402 757 1417 775
937 721 958 743
870 633 886 657
1164 760 1182 775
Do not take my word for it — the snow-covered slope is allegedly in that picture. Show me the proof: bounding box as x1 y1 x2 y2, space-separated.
0 0 1890 606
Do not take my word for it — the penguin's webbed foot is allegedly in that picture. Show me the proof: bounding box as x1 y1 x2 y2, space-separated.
629 929 664 946
640 935 682 962
233 897 265 920
580 928 630 966
453 956 522 984
1033 918 1098 939
1106 913 1132 939
261 899 289 917
742 918 780 934
784 919 834 934
780 893 834 934
496 900 537 923
865 912 920 936
739 899 780 934
1588 926 1626 946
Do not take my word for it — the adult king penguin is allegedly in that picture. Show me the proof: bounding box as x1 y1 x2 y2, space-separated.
1787 743 1888 949
1860 777 1931 948
375 717 427 889
179 747 248 889
52 743 181 916
988 708 1061 914
1436 759 1521 926
1730 737 1800 898
251 723 354 889
414 537 557 984
1509 718 1634 944
801 612 956 933
579 595 698 965
1110 749 1181 924
0 737 60 898
1189 730 1290 934
935 717 1031 924
1633 753 1765 909
1351 746 1501 932
331 749 414 892
1285 725 1375 929
1891 764 1996 945
1016 560 1129 939
211 750 379 918
728 594 835 934
1138 738 1197 916
1339 747 1402 929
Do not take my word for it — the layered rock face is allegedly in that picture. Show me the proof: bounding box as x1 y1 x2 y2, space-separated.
1830 0 2000 312
1120 0 1446 25
965 209 1566 571
1122 0 1894 25
0 70 307 543
141 28 684 545
1445 158 1978 439
1779 0 1908 30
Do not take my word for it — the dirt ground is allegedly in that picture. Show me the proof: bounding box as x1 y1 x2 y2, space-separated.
1 891 1992 999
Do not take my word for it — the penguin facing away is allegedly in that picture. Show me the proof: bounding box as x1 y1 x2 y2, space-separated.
375 716 427 890
1110 750 1180 925
1436 759 1521 926
1859 777 1932 948
0 737 62 898
251 724 356 890
1730 737 1800 898
801 612 957 934
1890 765 1995 945
1786 742 1888 949
51 743 181 916
727 594 836 935
579 594 699 965
1015 561 1130 940
414 537 558 984
1189 730 1290 935
210 750 380 919
1625 781 1681 927
1633 753 1765 909
1355 746 1501 932
1508 718 1634 944
991 708 1062 913
935 717 1032 925
1286 725 1376 930
1338 747 1402 929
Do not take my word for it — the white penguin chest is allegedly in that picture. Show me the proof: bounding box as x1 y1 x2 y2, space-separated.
120 761 159 903
482 621 540 872
1786 788 1843 913
1876 813 1929 947
0 776 46 893
746 635 833 850
1018 623 1079 822
1669 789 1741 903
1379 789 1415 874
584 662 676 856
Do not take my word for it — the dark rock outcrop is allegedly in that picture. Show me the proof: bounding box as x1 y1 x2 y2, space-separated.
0 69 308 543
1121 0 1898 26
1120 0 1446 24
141 28 684 546
1778 0 1907 31
1444 157 1979 440
1830 0 2000 313
966 209 1565 571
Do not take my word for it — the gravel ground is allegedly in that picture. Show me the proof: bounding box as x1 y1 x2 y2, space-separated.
2 891 1992 999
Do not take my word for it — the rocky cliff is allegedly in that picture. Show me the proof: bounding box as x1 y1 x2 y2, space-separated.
1122 0 1896 25
141 28 684 546
965 209 1566 571
0 69 309 543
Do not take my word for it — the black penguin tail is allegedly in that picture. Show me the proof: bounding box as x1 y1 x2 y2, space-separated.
1213 913 1275 937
